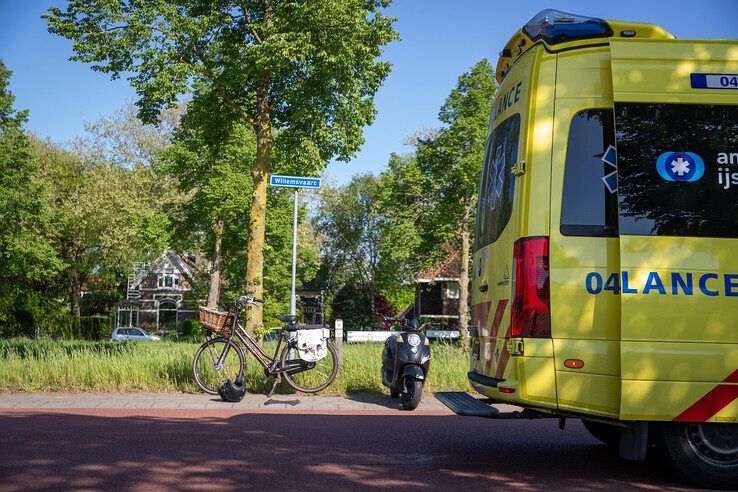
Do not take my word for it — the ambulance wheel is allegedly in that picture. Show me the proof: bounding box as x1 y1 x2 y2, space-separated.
582 420 620 447
657 422 738 489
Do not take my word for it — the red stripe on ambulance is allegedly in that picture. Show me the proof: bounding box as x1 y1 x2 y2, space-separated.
473 301 492 337
484 300 509 375
673 369 738 422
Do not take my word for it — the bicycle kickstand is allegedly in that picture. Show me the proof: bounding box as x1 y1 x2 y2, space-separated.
267 375 281 398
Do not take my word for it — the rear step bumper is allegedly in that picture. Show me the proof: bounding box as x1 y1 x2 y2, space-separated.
435 391 545 419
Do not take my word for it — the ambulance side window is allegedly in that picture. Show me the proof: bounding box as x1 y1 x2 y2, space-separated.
475 113 521 249
561 109 618 237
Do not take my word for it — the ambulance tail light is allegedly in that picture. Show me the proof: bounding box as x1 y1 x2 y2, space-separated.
511 236 551 338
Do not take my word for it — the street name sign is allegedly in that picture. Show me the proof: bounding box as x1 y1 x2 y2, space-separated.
269 175 321 189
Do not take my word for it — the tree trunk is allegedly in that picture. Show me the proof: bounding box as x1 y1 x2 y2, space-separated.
458 205 471 342
69 273 82 334
244 77 272 336
207 217 224 308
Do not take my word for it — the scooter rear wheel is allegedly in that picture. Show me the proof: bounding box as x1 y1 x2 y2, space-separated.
401 377 422 410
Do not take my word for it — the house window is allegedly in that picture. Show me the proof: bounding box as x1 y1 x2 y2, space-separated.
158 271 179 289
117 305 139 328
444 282 460 299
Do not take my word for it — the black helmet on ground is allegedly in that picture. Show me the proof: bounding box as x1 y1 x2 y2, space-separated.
218 378 246 402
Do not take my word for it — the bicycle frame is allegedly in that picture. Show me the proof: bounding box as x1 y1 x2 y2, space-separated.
207 310 296 376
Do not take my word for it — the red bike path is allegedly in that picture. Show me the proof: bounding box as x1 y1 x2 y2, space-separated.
0 407 690 490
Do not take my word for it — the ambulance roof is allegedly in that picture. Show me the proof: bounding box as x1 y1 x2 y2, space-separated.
495 9 675 82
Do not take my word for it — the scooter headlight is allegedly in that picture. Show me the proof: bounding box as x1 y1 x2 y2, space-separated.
407 333 421 348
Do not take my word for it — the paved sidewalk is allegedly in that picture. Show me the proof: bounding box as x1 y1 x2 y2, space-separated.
0 392 458 412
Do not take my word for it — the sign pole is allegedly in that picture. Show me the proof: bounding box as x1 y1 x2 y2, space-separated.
268 174 320 320
290 188 298 316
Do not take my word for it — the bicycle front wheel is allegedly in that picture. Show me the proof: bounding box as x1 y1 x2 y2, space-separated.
193 337 245 395
281 339 338 394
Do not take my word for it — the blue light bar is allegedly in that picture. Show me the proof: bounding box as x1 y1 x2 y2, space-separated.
522 10 613 45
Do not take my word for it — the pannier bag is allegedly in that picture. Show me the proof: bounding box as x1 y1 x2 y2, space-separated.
296 328 328 362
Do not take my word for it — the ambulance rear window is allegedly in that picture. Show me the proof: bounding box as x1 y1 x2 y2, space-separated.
616 103 738 238
561 109 618 237
475 113 521 249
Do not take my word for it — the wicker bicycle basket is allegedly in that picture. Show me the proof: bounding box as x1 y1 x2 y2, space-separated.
198 307 233 334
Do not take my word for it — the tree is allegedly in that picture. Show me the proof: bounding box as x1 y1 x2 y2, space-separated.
315 174 398 329
73 101 185 169
375 153 431 312
159 91 321 328
160 93 256 309
315 174 382 288
46 0 397 334
0 60 61 335
33 139 172 327
415 60 497 340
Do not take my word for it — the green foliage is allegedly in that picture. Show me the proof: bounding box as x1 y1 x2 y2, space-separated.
81 291 123 316
181 319 203 341
314 61 497 323
46 1 398 333
260 192 321 327
0 60 62 331
315 174 382 285
32 138 174 321
0 337 135 359
331 283 380 331
160 102 322 327
415 59 497 258
374 153 430 309
45 0 398 158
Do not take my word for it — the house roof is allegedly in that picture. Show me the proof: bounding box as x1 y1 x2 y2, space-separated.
416 244 461 281
132 250 196 289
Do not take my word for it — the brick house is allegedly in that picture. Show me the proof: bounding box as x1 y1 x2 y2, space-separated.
114 251 200 333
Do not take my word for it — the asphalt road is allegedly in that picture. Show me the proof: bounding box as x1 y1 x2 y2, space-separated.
0 408 692 490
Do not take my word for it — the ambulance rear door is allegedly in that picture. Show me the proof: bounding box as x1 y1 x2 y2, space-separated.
610 39 738 421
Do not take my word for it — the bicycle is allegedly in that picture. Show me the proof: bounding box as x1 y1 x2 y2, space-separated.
193 296 338 397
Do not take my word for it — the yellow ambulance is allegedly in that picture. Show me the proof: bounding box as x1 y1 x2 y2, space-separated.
435 9 738 488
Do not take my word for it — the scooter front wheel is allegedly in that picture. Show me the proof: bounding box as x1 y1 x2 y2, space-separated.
401 377 423 410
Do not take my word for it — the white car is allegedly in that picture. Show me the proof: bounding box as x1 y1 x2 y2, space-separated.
111 327 161 341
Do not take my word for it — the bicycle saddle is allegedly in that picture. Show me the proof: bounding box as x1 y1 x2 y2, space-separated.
277 314 298 324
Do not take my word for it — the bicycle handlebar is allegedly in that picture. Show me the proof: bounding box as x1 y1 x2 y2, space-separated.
236 295 264 311
239 295 264 303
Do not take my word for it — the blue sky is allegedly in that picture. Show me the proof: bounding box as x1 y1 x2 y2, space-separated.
1 0 736 184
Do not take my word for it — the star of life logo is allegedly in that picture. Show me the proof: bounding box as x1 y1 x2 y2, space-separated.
656 151 705 182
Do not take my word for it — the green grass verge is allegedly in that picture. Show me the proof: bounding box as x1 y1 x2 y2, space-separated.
0 337 471 395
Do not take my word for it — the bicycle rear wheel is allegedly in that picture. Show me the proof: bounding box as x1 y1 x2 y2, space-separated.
193 337 245 395
281 340 338 393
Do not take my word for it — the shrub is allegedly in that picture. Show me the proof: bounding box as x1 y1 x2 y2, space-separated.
331 283 381 331
181 319 203 341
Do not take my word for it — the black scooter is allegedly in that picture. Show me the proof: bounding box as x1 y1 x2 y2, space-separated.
381 317 431 410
